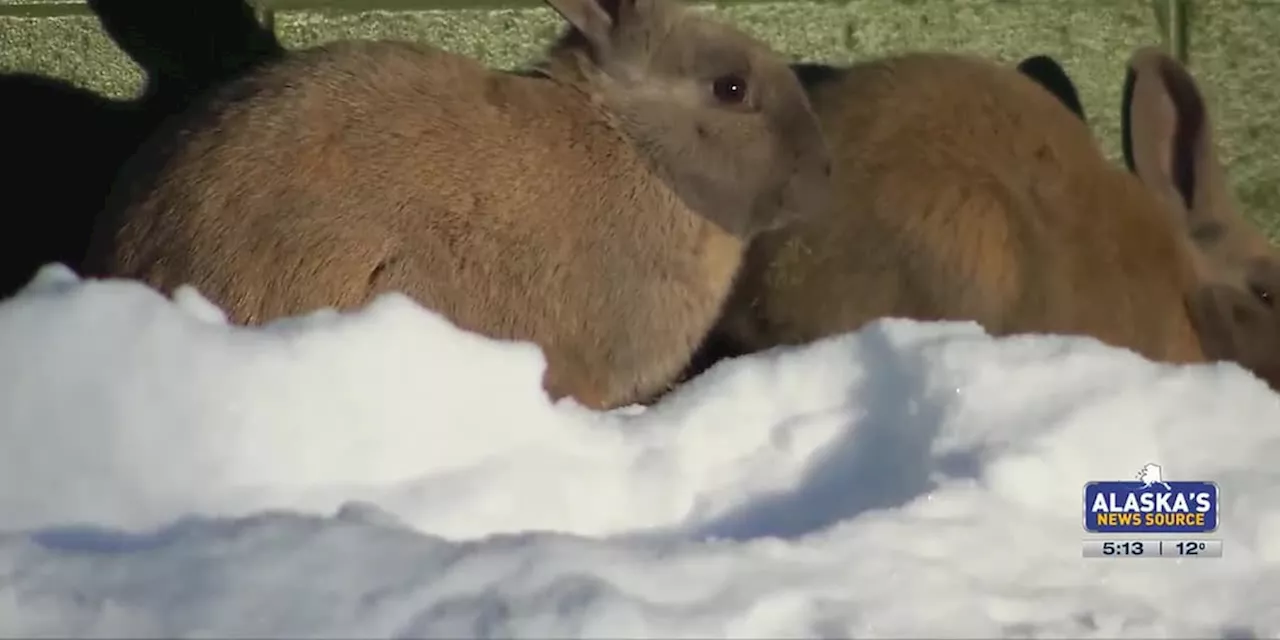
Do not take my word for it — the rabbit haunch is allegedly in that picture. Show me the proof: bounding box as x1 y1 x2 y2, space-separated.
84 0 832 410
700 48 1280 393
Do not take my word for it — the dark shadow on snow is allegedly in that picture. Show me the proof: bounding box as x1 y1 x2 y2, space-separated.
691 322 982 542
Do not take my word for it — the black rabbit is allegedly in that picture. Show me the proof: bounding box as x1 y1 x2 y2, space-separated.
0 0 283 298
1016 53 1087 122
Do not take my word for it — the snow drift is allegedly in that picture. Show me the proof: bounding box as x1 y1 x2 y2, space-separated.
1 264 1278 638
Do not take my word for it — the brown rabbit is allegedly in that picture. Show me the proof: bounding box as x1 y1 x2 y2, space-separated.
83 0 832 410
695 47 1280 393
1123 48 1280 391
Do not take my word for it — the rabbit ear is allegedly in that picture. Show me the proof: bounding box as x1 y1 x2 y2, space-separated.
1016 54 1086 122
1120 46 1233 234
544 0 628 53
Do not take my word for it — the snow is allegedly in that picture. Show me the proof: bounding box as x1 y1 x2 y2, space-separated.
1 263 1279 638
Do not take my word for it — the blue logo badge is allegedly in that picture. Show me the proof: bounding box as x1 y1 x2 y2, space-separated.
1082 463 1218 534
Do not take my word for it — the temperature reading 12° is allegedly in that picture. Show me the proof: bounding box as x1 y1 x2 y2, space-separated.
1161 539 1223 558
1082 539 1223 558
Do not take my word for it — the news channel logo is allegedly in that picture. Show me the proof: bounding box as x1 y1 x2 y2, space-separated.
1082 463 1219 534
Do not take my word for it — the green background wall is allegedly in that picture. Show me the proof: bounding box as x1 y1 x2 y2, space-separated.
1 0 1277 237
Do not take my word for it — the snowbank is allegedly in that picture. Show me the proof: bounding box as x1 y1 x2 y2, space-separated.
1 264 1278 638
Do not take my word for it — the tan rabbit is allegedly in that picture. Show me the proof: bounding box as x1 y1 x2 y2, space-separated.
696 47 1279 393
83 0 832 411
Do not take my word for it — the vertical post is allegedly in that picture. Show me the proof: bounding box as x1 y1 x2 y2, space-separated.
1169 0 1189 64
1152 0 1190 64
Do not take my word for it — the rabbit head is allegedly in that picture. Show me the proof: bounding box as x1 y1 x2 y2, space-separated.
1122 46 1280 392
540 0 832 239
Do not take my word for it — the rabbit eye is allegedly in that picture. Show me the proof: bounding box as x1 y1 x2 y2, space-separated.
711 74 748 104
1249 282 1274 307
